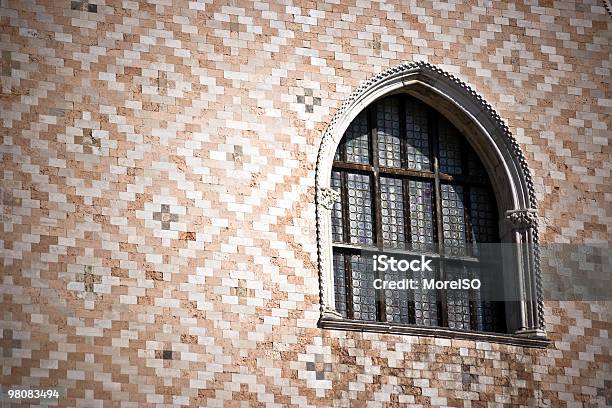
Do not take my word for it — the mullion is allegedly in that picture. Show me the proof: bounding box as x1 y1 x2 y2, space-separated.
344 251 355 320
461 139 477 330
430 109 448 328
401 96 416 322
369 106 384 251
460 135 474 257
402 177 412 251
369 105 387 322
399 95 408 171
340 171 350 244
398 97 416 323
398 96 412 251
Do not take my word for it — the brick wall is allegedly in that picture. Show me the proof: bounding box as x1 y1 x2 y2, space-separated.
0 0 610 406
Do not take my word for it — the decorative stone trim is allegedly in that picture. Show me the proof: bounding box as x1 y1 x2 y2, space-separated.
315 61 546 336
317 187 340 210
319 318 551 349
604 0 612 18
506 209 539 229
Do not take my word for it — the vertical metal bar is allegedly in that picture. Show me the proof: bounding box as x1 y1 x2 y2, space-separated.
403 97 416 324
368 104 387 322
344 252 354 320
400 96 412 251
469 263 478 331
430 109 448 328
402 178 412 251
399 95 408 171
461 133 474 258
340 171 350 244
369 106 384 251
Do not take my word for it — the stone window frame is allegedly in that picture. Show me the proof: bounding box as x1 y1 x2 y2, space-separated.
315 62 549 347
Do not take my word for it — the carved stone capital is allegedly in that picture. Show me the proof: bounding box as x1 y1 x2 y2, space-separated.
515 328 548 339
321 308 343 320
506 209 538 228
317 187 340 210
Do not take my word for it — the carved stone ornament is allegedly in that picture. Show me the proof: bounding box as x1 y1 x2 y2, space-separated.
317 187 340 210
506 209 538 228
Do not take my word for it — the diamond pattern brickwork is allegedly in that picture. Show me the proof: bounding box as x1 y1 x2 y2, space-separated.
0 0 609 406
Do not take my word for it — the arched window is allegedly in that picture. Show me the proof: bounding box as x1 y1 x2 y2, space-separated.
316 63 547 345
329 95 506 332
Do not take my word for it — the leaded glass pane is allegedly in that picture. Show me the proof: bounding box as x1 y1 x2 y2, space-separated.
384 259 410 324
475 301 504 333
413 263 439 327
331 171 344 242
333 252 348 318
345 112 370 164
438 119 463 175
376 98 401 168
347 173 374 245
405 99 431 171
380 177 405 249
441 184 466 256
334 143 342 161
469 187 497 247
473 262 505 333
446 263 471 330
408 180 435 252
350 254 376 321
467 147 486 178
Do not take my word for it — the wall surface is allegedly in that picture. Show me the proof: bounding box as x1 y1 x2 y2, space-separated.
0 0 610 406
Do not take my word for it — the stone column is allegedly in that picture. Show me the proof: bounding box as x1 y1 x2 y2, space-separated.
506 209 546 338
317 186 343 320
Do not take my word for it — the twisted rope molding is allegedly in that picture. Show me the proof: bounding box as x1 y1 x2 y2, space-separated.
315 61 545 331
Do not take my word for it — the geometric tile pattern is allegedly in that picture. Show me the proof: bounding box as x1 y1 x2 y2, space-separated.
0 0 610 406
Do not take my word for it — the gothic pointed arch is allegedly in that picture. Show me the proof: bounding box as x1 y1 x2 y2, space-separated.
315 62 546 341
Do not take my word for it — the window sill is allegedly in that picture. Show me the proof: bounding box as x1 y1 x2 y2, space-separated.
319 317 550 348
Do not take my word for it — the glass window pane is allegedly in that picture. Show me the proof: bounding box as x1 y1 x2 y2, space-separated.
438 119 463 175
384 257 410 324
446 263 471 330
376 98 402 168
470 263 505 333
380 177 405 249
412 262 439 327
344 112 370 164
441 184 466 256
333 252 348 318
350 254 376 321
405 98 431 171
469 187 497 248
467 146 486 178
334 143 342 162
347 173 374 245
408 180 436 252
330 171 344 242
475 300 504 333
